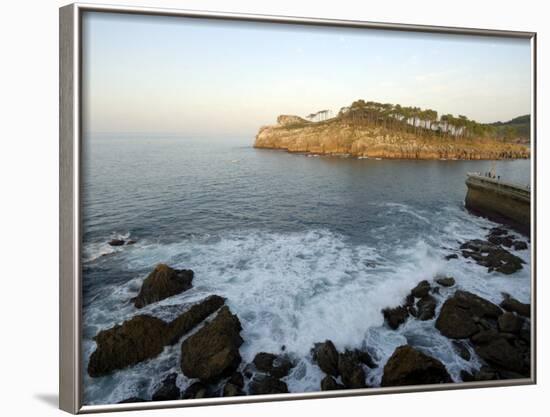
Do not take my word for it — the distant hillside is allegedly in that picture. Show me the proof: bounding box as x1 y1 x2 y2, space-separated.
488 115 531 143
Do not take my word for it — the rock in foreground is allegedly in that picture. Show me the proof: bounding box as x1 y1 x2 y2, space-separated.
381 345 452 386
180 306 243 381
132 264 194 308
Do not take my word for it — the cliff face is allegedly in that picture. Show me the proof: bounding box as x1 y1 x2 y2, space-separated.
254 116 530 160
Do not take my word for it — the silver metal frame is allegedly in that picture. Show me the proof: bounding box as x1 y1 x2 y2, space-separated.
59 2 537 414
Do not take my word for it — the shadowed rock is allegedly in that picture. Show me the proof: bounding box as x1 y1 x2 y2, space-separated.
132 264 194 308
452 341 471 361
500 294 530 317
411 280 431 298
382 306 409 330
180 306 243 382
182 382 210 399
381 345 451 386
108 239 125 247
152 373 180 401
498 312 524 333
248 375 288 395
435 276 455 287
435 290 502 339
320 375 345 391
416 295 437 321
338 351 366 388
312 340 340 376
253 352 294 378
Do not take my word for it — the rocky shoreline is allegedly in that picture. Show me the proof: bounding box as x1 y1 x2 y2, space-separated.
254 116 530 160
87 226 531 404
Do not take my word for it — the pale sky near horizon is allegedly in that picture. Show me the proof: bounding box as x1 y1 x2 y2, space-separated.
82 12 532 137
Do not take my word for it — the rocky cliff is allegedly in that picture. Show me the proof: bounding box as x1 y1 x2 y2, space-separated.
254 115 530 160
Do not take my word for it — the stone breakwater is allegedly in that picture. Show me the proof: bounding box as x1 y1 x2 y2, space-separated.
254 116 530 160
87 225 531 404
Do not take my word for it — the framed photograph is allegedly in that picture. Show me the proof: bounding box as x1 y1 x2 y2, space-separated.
59 2 536 413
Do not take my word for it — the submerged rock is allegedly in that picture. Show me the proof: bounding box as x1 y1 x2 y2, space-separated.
132 264 194 308
152 373 180 402
381 345 451 386
180 306 243 382
88 315 169 377
312 340 340 376
108 239 125 247
253 352 294 378
382 305 409 330
460 239 524 274
248 375 288 395
435 290 502 339
445 254 459 260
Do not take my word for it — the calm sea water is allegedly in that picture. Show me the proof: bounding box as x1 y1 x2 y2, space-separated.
81 135 531 405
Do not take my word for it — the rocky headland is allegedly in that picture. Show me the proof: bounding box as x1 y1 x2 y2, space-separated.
254 115 530 160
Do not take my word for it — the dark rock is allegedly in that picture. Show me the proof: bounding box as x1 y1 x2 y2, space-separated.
445 254 459 260
435 277 455 287
489 227 508 237
248 375 288 395
320 375 344 391
472 366 499 381
338 352 366 388
404 294 415 306
132 264 194 308
228 372 244 388
498 312 523 334
431 287 440 295
501 237 514 248
416 295 437 321
519 323 531 344
452 341 471 361
470 329 500 345
165 295 225 345
108 239 125 247
381 345 451 386
435 290 502 339
411 280 431 298
223 383 244 397
182 382 210 399
312 340 340 376
382 306 409 330
474 338 528 375
351 349 377 368
126 239 137 245
513 241 528 250
500 294 530 317
460 239 524 274
88 315 169 377
118 397 147 403
180 306 243 382
152 373 180 401
460 370 474 382
253 352 293 378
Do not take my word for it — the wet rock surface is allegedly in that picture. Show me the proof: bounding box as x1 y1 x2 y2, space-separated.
320 375 345 391
151 373 180 401
253 352 294 378
435 276 455 287
249 375 289 395
382 305 409 330
132 264 194 308
312 340 340 376
460 238 525 275
500 293 530 317
381 345 452 386
180 306 244 382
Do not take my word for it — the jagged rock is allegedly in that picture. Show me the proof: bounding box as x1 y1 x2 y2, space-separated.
312 340 340 376
435 277 455 287
165 295 225 345
132 264 194 308
381 345 451 386
382 306 409 330
337 352 366 388
180 306 243 382
248 375 288 395
474 338 527 375
435 290 502 339
320 375 345 391
500 294 530 317
452 341 471 361
411 280 431 298
152 373 180 401
498 312 524 333
253 352 293 378
88 315 168 377
182 382 210 399
460 239 524 274
416 295 437 321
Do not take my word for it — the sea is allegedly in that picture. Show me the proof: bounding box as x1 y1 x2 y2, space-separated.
81 135 531 405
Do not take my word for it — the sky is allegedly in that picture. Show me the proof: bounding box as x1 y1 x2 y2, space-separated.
82 12 532 137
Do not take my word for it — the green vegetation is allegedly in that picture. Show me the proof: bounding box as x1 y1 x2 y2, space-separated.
303 100 529 143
